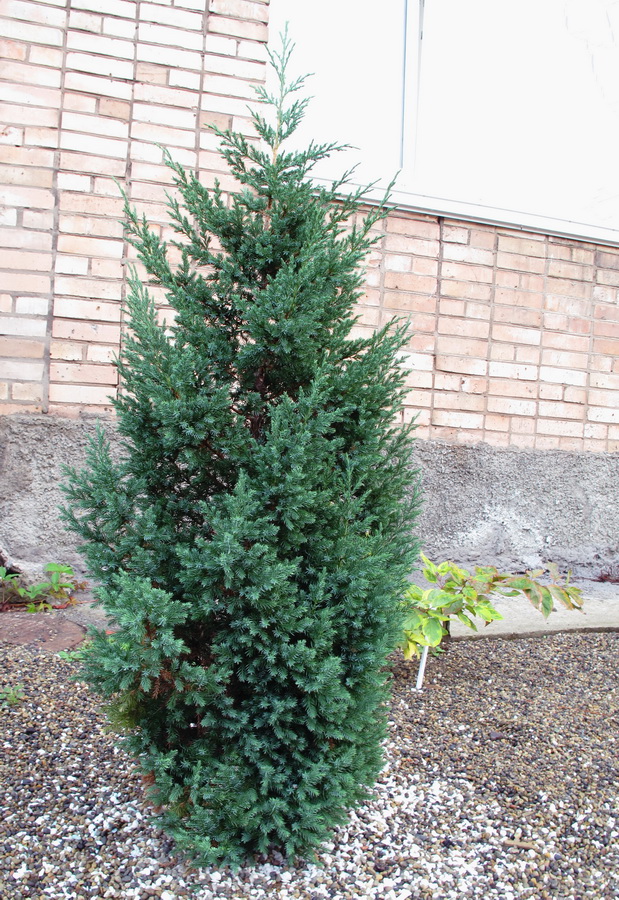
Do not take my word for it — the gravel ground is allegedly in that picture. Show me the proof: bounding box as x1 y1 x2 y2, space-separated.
1 631 617 900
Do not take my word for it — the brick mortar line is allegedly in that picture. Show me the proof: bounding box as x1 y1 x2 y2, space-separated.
432 216 444 440
539 233 550 451
586 246 600 450
482 225 499 446
196 0 209 185
44 1 71 415
115 0 142 414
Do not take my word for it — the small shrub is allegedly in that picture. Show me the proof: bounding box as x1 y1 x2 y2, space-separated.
399 555 584 661
61 36 420 867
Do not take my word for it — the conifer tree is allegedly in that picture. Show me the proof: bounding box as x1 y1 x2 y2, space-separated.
62 36 421 866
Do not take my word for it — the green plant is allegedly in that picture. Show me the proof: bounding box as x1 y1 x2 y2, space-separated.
0 567 20 606
0 563 86 612
57 642 91 662
0 684 25 708
61 34 420 868
399 555 584 661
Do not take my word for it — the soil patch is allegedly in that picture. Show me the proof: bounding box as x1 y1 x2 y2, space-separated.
0 610 85 652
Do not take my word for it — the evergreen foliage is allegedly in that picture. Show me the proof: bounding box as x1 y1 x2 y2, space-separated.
62 37 421 866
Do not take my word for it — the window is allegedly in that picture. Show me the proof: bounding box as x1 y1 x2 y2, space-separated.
268 0 619 244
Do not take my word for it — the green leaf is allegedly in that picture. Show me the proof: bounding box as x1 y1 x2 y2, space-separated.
421 617 445 647
540 586 554 619
422 588 452 609
45 563 73 575
402 610 423 632
476 605 503 622
404 585 423 604
506 576 534 591
548 584 568 608
456 611 477 631
565 586 584 609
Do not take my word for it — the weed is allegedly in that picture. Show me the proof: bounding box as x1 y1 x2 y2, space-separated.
0 684 25 708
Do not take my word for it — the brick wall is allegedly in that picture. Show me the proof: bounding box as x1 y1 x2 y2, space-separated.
1 0 618 452
358 216 619 452
0 0 268 415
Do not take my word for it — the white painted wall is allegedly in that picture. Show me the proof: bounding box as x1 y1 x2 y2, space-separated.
269 0 619 243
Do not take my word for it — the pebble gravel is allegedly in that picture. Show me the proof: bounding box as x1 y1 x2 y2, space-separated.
0 631 617 899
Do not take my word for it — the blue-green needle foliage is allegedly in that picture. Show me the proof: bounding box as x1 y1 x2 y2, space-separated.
62 36 421 867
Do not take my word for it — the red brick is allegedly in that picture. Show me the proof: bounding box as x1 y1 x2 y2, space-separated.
469 229 496 250
60 150 127 178
488 379 536 399
384 272 437 294
0 359 44 380
57 235 123 258
440 279 492 302
50 362 118 384
11 382 42 402
435 355 487 376
140 2 204 29
484 416 511 434
497 251 545 274
497 235 546 257
495 271 544 292
52 320 121 343
441 261 493 283
547 277 590 299
209 0 268 21
64 71 132 100
59 190 124 216
1 18 63 47
492 324 541 345
547 259 593 281
0 38 27 60
541 349 588 369
539 366 586 387
431 409 484 430
436 336 488 358
588 406 619 424
538 419 584 437
437 318 489 339
442 224 469 244
72 0 135 20
48 383 117 405
488 361 537 381
63 93 98 113
207 14 267 41
134 61 168 84
0 316 47 336
55 277 122 301
595 250 619 270
442 243 493 266
386 215 439 240
102 17 137 39
54 297 121 321
136 42 201 70
384 234 440 257
542 332 589 352
0 336 45 357
434 391 485 412
493 306 542 327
